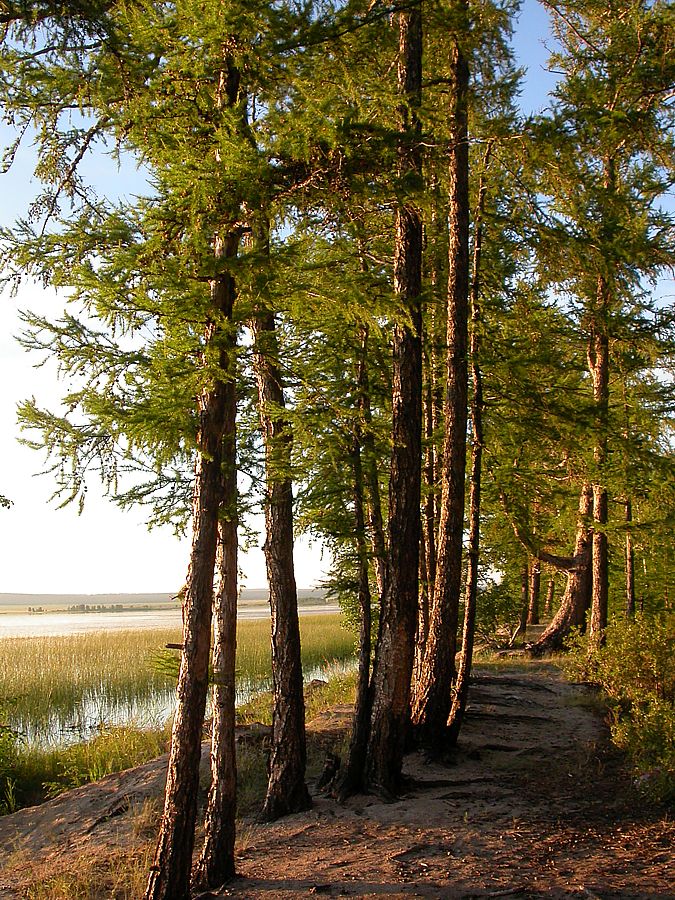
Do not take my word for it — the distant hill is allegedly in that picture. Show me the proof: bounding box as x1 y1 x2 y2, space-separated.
0 587 328 610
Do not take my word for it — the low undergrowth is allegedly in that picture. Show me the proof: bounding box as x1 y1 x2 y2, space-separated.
9 845 155 900
3 724 171 812
564 612 675 803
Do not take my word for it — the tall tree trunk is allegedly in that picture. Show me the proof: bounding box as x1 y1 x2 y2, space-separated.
415 347 436 682
544 577 555 617
528 559 541 626
529 484 593 656
625 499 636 616
364 3 423 796
589 148 615 643
447 148 488 746
339 439 372 798
356 323 387 603
447 361 482 744
194 352 238 891
410 12 470 755
588 288 610 644
252 305 311 822
146 236 237 900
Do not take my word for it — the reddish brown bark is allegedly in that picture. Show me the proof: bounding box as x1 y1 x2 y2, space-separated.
356 323 387 603
544 577 555 617
252 306 311 822
194 361 238 891
146 237 237 900
447 149 488 745
365 4 423 795
588 284 610 644
528 559 541 626
625 499 636 616
529 484 593 656
339 439 372 798
411 17 470 755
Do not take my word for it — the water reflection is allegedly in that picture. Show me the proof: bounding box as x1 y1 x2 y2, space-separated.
13 658 356 748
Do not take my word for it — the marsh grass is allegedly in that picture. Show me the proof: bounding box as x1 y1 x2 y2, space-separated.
0 612 355 810
0 629 180 742
0 613 354 746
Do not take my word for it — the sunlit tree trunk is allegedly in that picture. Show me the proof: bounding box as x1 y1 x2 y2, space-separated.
544 577 555 618
410 8 470 756
625 499 636 616
252 300 311 821
447 149 488 746
339 438 372 798
528 559 541 626
146 231 238 900
195 357 238 890
365 3 423 795
529 484 593 656
588 278 610 644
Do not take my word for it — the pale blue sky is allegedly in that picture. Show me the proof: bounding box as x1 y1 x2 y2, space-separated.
0 0 557 593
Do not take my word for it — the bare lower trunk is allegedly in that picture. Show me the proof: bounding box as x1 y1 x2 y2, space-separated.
529 484 593 656
339 443 372 798
421 349 437 614
447 398 481 745
146 243 236 900
625 499 636 616
365 4 423 796
194 369 238 891
528 559 541 626
253 307 311 822
413 361 435 690
446 146 488 747
590 483 608 642
356 324 387 602
410 18 470 756
544 577 555 617
588 300 609 644
588 157 612 641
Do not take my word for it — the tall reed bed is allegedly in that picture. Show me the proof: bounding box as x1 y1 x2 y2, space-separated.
0 613 355 746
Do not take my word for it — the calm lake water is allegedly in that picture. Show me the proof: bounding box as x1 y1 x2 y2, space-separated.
0 602 346 746
0 603 338 638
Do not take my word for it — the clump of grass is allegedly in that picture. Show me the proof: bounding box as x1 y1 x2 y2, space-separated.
9 846 155 900
8 724 171 808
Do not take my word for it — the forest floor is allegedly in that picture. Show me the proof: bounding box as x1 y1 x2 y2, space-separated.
0 659 673 899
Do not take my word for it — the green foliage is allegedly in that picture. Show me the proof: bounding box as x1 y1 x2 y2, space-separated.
0 712 21 814
565 613 675 802
9 725 171 807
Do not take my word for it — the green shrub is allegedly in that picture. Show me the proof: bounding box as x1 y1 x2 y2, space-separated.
564 613 675 802
0 701 21 814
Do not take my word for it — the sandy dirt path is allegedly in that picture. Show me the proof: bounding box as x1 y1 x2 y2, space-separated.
0 664 672 899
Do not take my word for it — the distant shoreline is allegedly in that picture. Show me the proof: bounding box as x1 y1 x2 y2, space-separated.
0 588 328 615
